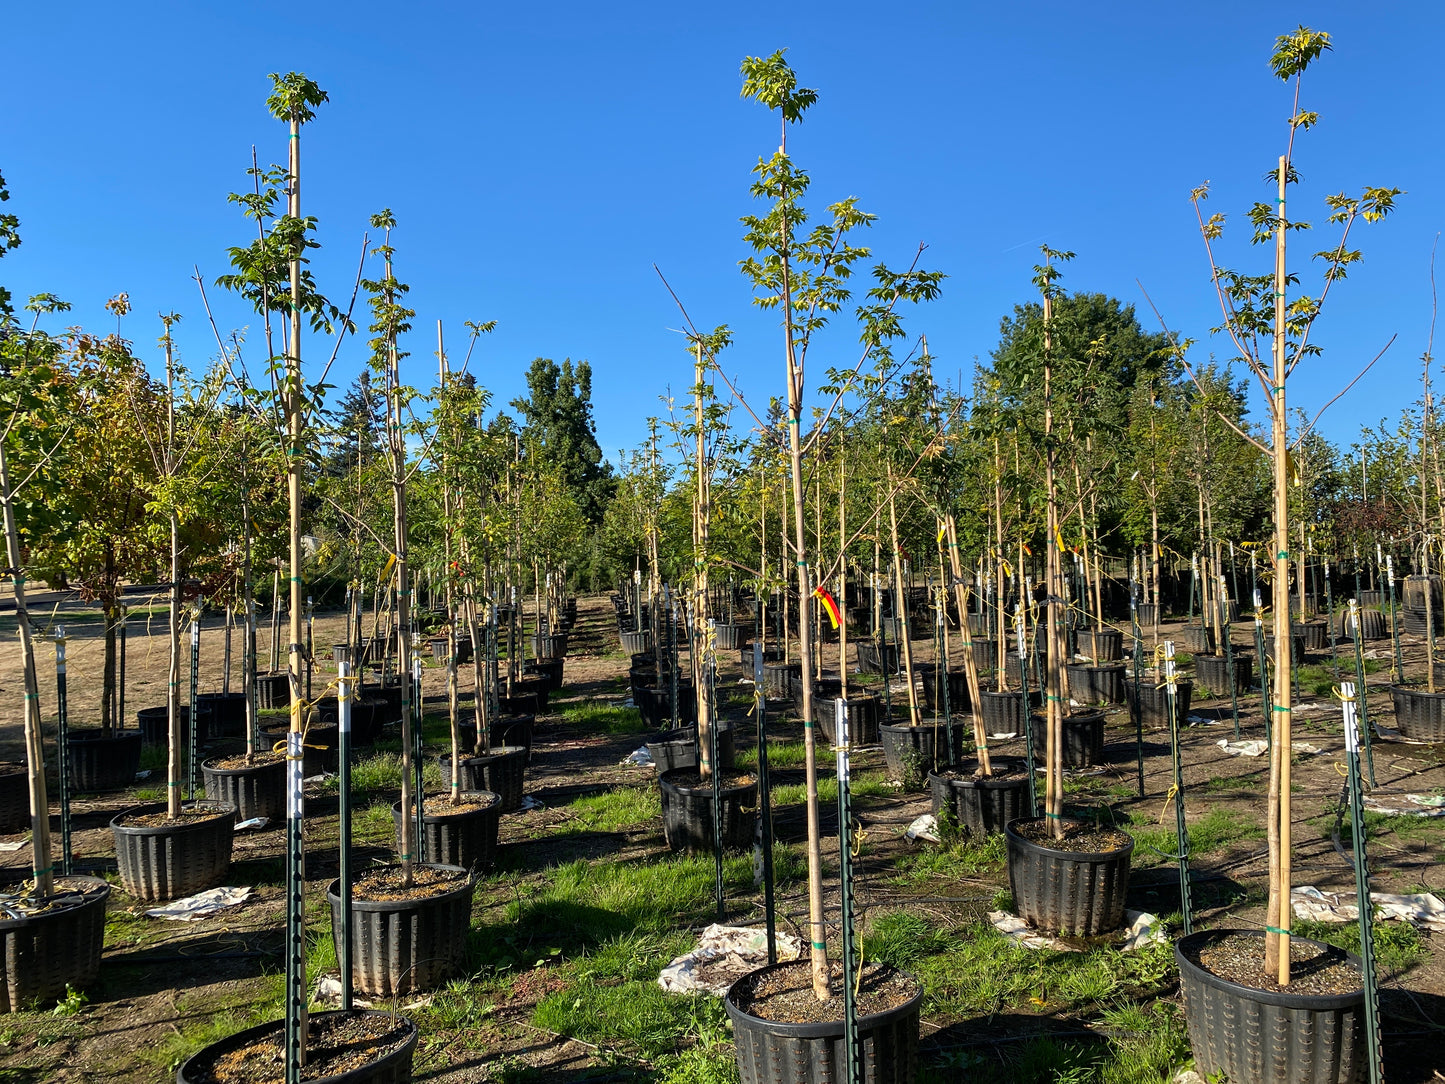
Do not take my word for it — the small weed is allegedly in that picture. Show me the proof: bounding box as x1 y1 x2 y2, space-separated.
49 986 86 1016
899 748 928 791
864 911 953 969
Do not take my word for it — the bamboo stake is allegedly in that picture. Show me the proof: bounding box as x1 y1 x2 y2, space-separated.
888 477 921 727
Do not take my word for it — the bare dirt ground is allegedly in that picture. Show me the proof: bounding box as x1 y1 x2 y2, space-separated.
0 592 1441 1082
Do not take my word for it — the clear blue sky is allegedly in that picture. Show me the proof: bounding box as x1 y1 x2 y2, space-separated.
4 1 1441 463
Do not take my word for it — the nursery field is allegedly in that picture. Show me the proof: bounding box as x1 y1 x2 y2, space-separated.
2 593 1443 1084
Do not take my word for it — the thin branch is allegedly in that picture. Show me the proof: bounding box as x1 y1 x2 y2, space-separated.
313 232 369 397
1292 334 1397 447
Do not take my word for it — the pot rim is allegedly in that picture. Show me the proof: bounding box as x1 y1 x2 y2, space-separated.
438 744 527 768
0 874 110 931
201 754 286 776
658 767 756 795
931 758 1029 790
724 960 923 1039
390 791 502 820
1392 682 1445 701
111 800 237 835
1175 928 1364 1010
1004 816 1135 861
67 727 144 741
175 1009 418 1084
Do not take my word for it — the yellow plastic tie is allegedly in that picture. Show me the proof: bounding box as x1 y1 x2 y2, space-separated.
1157 783 1179 824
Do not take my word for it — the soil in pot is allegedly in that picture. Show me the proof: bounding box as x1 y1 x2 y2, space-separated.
732 959 919 1023
331 864 474 997
1176 929 1365 1084
176 1009 416 1084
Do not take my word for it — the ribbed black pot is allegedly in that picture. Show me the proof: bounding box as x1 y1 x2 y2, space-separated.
1264 634 1309 666
1403 573 1444 611
1085 628 1123 662
392 792 501 871
1400 607 1444 636
260 723 338 775
969 637 999 672
524 658 564 692
67 729 143 792
363 682 404 726
1027 710 1106 769
176 1010 417 1084
137 705 199 746
438 746 526 812
328 864 474 997
1065 663 1126 706
1004 818 1132 936
509 677 550 713
1180 625 1215 654
916 663 970 712
795 675 842 711
713 623 744 651
633 684 698 728
196 692 247 737
1194 654 1253 698
111 800 237 901
531 632 568 659
880 721 969 780
1293 620 1331 652
647 725 736 773
761 662 801 701
928 758 1030 838
1357 590 1383 609
498 690 544 718
254 671 290 708
977 688 1038 735
815 693 882 744
740 644 783 668
202 755 285 822
619 629 651 655
1136 603 1159 626
0 766 30 833
1176 929 1365 1084
1390 684 1445 742
1340 608 1386 641
726 961 923 1084
856 640 899 675
0 875 109 1013
1125 679 1194 728
658 769 757 853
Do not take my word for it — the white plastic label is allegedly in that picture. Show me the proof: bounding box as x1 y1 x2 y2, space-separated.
338 664 351 735
287 731 304 821
1341 682 1359 752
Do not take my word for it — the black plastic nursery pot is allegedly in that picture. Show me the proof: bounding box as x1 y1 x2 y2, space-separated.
761 661 801 702
254 670 290 709
1264 634 1309 666
1125 679 1193 728
1175 929 1366 1084
657 768 757 853
726 960 924 1084
619 629 651 655
855 640 899 675
438 745 526 812
1390 683 1445 742
795 676 842 711
928 758 1030 838
977 688 1039 735
916 663 971 713
202 753 286 823
879 720 969 781
0 765 28 834
67 728 143 792
1065 663 1126 706
362 682 404 726
970 637 999 672
137 705 201 746
195 692 247 738
176 1009 418 1084
0 875 110 1013
111 800 237 901
1004 817 1133 937
509 676 551 714
1180 624 1215 654
1136 602 1159 627
1027 710 1106 769
392 792 502 872
524 658 564 692
713 622 744 651
1193 653 1253 698
1340 608 1386 641
1293 619 1331 652
1085 627 1124 662
328 863 474 997
815 692 882 744
647 724 736 773
531 632 568 659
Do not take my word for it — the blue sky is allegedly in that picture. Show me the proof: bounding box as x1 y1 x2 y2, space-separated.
4 1 1441 464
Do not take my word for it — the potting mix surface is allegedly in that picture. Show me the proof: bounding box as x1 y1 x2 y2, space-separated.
417 794 497 815
351 863 468 902
185 1012 412 1084
937 758 1029 783
209 751 285 771
732 960 919 1023
662 770 755 789
0 875 106 917
118 806 232 829
1013 817 1132 853
1190 933 1364 997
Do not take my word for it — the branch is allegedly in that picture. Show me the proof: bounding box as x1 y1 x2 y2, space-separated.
313 232 369 398
1292 334 1397 447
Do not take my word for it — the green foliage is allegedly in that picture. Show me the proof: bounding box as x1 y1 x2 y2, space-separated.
1125 807 1264 868
557 700 648 735
1291 917 1426 975
562 786 660 834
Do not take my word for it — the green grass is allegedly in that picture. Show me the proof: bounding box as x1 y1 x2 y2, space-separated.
735 740 808 770
320 752 442 795
889 834 1007 887
562 786 660 833
1125 807 1264 868
1292 917 1426 976
772 774 894 806
557 700 648 735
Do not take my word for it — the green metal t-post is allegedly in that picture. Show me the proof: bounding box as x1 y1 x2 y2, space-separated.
337 661 354 1010
54 628 72 876
835 700 861 1084
1341 680 1384 1084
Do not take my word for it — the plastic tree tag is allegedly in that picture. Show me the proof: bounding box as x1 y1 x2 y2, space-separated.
1342 681 1359 753
338 663 351 735
287 731 304 822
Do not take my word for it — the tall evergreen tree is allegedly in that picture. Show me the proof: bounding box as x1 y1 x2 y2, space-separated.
510 357 613 523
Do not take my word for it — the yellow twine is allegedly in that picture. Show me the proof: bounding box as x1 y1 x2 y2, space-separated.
1157 784 1179 824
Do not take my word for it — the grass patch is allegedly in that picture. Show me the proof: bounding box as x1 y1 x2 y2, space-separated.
772 774 893 806
562 786 660 833
1292 917 1427 976
533 976 729 1059
735 740 808 770
321 752 442 796
889 834 1007 888
1125 807 1264 868
558 700 648 735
